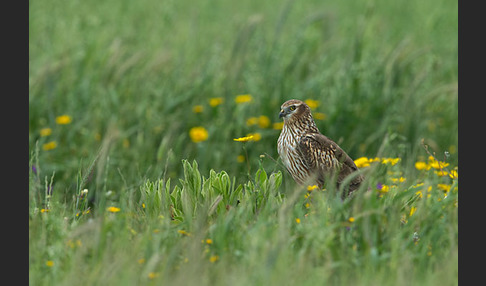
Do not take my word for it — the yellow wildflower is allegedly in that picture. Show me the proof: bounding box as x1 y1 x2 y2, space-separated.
107 206 121 213
192 105 204 113
55 115 72 125
46 260 54 267
246 133 261 141
235 94 252 103
209 255 219 263
304 99 319 109
429 161 449 170
258 115 271 128
40 208 49 213
148 272 159 279
138 258 145 264
415 161 429 170
233 135 254 142
246 117 258 126
307 185 319 191
40 128 52 137
295 218 301 224
209 97 224 107
236 155 245 163
437 184 451 193
354 157 370 168
391 177 406 183
415 191 423 198
409 207 417 217
378 184 390 193
449 169 458 179
177 229 191 236
313 112 326 120
434 170 448 177
42 141 57 151
381 157 400 166
348 217 355 223
189 127 209 143
205 239 213 244
272 122 284 130
427 156 449 169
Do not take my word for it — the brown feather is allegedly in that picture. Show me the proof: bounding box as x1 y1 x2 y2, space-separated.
277 99 364 198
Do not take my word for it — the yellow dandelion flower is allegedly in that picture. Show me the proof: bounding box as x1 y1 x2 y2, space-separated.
313 112 326 120
415 191 423 198
148 272 159 279
258 115 271 128
209 97 224 107
272 122 284 130
192 105 204 113
42 141 57 151
189 127 209 143
235 94 252 103
304 99 319 109
107 206 121 213
295 218 301 224
40 128 52 137
55 115 72 125
209 255 219 263
40 208 49 213
236 155 245 163
138 258 145 264
348 217 355 223
46 260 54 267
354 157 370 168
246 117 258 126
205 239 213 244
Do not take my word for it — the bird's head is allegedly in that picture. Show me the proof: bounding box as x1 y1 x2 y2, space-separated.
279 99 311 122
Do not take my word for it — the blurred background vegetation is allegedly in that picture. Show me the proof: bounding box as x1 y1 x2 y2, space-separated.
29 0 457 203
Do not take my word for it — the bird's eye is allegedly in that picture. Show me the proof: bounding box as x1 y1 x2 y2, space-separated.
289 105 296 111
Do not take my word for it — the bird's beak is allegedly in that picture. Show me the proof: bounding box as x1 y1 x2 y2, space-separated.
279 109 286 118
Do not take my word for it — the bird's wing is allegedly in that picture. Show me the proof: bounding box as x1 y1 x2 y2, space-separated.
297 133 363 189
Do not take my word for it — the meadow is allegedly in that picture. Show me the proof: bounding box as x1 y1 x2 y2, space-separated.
29 0 458 285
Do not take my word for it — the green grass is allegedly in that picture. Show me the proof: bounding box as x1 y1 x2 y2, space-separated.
29 0 457 284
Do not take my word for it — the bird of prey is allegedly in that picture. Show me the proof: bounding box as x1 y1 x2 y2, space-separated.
277 99 364 198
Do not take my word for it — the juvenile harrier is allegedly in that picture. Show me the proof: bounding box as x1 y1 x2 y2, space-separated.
277 99 363 198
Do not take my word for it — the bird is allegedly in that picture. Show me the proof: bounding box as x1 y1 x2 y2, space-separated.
277 99 364 198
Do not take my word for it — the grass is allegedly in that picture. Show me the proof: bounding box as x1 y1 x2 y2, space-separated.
29 0 457 285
